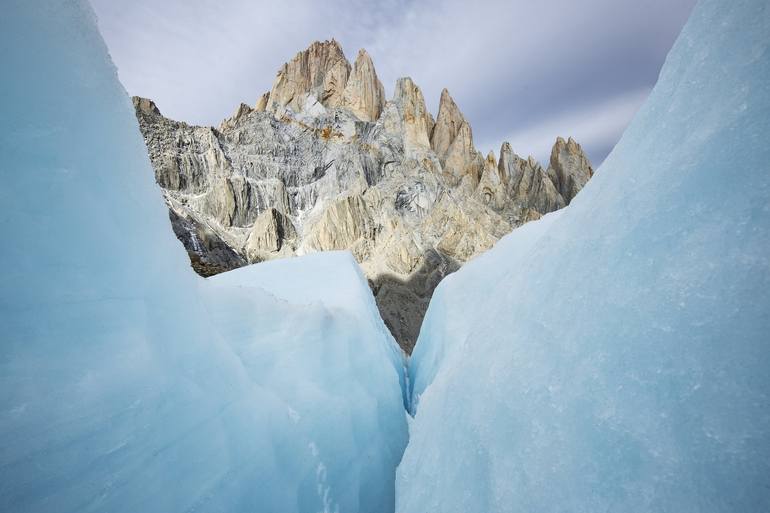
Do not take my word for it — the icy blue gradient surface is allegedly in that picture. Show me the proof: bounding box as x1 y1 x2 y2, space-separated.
0 2 407 512
401 0 770 511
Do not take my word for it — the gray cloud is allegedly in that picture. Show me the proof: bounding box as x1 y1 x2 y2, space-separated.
91 0 695 165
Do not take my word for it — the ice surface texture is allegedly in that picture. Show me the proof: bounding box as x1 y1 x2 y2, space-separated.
0 2 406 512
400 0 770 511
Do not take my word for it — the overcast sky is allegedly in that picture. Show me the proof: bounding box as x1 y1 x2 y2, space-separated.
91 0 695 165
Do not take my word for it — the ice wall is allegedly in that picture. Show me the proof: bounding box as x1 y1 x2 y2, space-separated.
400 0 770 511
0 2 406 512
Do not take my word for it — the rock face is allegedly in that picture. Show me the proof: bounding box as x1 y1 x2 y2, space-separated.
500 142 565 214
342 49 386 122
388 77 434 151
549 136 594 203
245 207 296 261
267 39 351 113
254 92 269 112
133 43 593 352
431 88 484 186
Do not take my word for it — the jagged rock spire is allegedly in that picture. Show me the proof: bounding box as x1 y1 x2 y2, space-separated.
132 96 161 117
497 141 515 183
390 77 434 151
430 88 483 187
267 39 351 113
254 91 269 112
476 150 508 209
443 122 484 186
499 142 565 214
219 102 254 130
431 88 466 160
342 49 386 122
548 136 593 203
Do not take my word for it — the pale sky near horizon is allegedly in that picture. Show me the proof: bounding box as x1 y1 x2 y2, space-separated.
91 0 696 165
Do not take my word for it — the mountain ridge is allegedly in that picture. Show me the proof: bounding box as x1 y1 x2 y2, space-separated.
133 39 593 351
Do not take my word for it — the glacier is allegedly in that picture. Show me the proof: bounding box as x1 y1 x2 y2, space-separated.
0 2 406 513
399 0 770 512
2 0 770 511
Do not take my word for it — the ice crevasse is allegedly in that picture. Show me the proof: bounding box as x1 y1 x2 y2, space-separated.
0 2 407 512
400 0 770 512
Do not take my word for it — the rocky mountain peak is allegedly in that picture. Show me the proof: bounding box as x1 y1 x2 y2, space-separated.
133 96 161 117
430 88 467 160
342 49 386 122
549 136 593 203
132 41 594 352
267 39 351 113
390 77 434 151
219 102 254 130
498 141 514 171
428 88 483 187
475 150 507 208
254 91 269 112
440 120 483 187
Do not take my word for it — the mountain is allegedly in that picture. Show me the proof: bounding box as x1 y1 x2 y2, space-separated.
133 41 593 352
